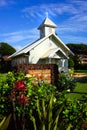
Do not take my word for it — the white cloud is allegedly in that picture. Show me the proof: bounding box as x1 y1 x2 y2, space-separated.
1 0 87 49
13 45 23 51
0 0 7 6
22 1 87 23
21 1 87 40
0 28 39 50
22 3 79 18
0 0 15 7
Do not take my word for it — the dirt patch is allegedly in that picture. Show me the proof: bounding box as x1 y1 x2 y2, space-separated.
73 73 87 82
77 74 87 77
73 73 87 78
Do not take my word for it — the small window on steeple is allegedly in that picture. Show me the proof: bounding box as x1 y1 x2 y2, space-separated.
49 28 52 33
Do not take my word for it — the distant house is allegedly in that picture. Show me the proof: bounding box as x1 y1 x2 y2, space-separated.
79 54 87 64
9 16 74 72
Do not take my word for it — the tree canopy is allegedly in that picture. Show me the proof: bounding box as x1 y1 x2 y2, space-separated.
67 43 87 54
0 42 16 56
67 43 87 70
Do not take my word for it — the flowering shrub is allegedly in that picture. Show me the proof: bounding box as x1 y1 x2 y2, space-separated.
14 80 26 91
0 71 57 129
57 73 76 91
0 71 87 130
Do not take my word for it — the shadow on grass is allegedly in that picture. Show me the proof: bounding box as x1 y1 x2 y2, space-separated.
71 91 87 94
75 76 87 83
68 75 87 98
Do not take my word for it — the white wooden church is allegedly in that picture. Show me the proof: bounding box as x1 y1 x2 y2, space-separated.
9 16 74 72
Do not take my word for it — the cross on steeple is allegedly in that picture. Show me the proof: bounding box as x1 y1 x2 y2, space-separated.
46 12 48 18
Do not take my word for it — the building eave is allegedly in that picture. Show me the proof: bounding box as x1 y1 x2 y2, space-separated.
51 33 74 56
9 33 74 59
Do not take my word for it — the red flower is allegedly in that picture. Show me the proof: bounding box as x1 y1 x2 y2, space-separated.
19 93 30 104
11 91 16 96
39 75 42 79
14 80 26 91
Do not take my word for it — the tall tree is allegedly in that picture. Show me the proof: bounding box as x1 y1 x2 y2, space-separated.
67 43 87 54
0 42 16 72
67 43 87 70
0 42 16 56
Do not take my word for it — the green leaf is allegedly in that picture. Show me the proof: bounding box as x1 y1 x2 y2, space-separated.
37 99 42 120
66 123 72 130
0 114 12 130
53 103 64 130
30 116 37 130
42 99 47 119
48 94 53 130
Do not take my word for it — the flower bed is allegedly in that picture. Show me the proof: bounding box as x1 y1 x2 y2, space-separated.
0 71 87 130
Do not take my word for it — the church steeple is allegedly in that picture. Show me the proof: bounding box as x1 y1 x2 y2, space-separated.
38 15 57 38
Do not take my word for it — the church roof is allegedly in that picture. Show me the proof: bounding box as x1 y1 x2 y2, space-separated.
40 48 68 59
9 33 74 58
38 17 57 29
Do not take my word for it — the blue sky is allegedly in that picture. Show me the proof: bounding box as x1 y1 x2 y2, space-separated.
0 0 87 50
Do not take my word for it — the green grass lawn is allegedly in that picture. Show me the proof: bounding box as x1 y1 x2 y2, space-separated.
75 70 87 74
67 70 87 100
67 76 87 100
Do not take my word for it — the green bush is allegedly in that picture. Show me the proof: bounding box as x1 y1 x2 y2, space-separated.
30 94 65 130
57 73 76 92
0 71 57 129
68 57 74 69
62 99 87 130
0 71 87 130
30 93 87 130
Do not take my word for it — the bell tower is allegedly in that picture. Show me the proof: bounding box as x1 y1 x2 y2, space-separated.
38 15 57 38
